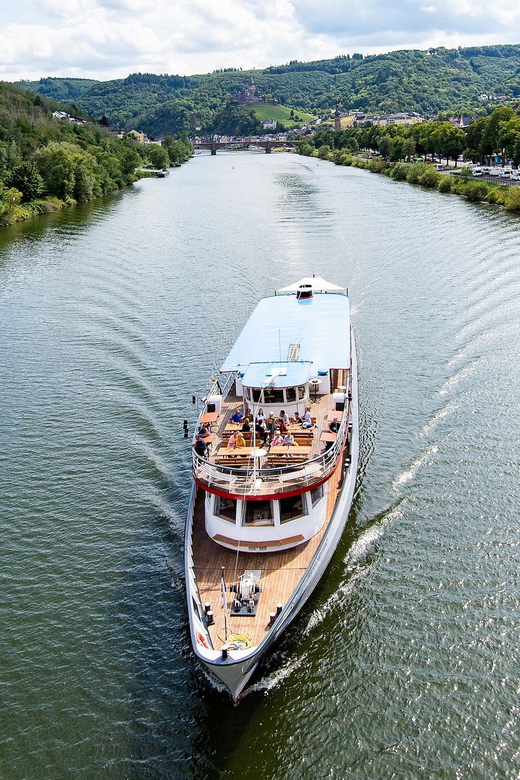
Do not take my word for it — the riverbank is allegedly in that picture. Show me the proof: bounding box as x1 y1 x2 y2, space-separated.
0 164 185 229
303 149 520 212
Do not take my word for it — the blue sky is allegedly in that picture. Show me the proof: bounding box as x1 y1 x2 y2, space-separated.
0 0 519 82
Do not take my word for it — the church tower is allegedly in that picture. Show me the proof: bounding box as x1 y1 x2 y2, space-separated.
334 102 341 131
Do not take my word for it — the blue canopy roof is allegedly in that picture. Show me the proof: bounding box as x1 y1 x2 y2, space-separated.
241 361 311 388
220 291 351 381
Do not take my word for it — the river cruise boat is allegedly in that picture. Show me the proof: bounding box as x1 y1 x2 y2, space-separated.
185 276 359 699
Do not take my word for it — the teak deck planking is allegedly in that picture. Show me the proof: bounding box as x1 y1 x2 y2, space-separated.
192 440 345 649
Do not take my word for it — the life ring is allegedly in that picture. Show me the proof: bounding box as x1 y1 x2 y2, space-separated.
196 630 210 649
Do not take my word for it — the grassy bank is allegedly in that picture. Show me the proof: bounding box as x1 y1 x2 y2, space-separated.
301 147 520 213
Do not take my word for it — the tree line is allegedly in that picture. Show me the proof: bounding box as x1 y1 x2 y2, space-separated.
0 83 192 226
298 107 520 166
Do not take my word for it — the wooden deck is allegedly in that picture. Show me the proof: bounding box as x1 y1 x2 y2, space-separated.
192 451 345 649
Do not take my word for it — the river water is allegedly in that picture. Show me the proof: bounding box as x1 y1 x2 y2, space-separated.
1 152 519 780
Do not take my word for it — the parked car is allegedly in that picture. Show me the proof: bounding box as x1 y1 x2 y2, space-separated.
433 163 444 171
472 166 483 176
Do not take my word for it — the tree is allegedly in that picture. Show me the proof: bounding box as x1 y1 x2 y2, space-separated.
7 160 44 201
378 135 391 158
146 144 169 169
403 137 416 161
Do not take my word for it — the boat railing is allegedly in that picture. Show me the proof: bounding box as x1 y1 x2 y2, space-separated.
193 398 352 496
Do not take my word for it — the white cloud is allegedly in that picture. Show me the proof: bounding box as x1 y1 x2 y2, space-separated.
1 0 520 81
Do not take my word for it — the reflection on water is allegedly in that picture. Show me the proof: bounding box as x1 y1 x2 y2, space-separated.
1 152 519 779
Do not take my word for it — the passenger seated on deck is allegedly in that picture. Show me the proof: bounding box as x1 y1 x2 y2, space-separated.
198 424 210 438
241 419 251 432
302 408 313 428
271 429 284 446
255 421 268 444
230 408 243 424
278 410 289 426
227 431 238 449
291 412 302 424
256 408 266 424
283 433 298 447
192 435 208 457
266 413 277 437
236 432 246 447
278 419 288 434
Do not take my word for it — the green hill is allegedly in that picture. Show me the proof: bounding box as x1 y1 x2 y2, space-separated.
15 44 520 136
16 77 99 102
252 104 315 127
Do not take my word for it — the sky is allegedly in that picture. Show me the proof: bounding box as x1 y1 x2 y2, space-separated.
1 0 520 83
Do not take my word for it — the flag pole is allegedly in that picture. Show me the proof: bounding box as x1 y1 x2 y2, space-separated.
221 567 228 638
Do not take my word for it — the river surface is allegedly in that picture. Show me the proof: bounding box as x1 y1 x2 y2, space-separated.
1 152 519 780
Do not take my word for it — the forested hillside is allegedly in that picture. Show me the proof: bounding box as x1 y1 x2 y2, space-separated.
0 81 191 227
16 45 520 136
16 77 99 102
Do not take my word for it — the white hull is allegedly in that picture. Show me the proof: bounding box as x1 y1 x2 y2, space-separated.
185 336 359 700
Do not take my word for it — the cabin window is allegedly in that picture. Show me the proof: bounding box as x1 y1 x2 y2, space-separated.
243 500 274 526
280 494 308 523
298 385 306 400
215 496 237 523
286 387 296 402
251 388 262 403
310 485 324 507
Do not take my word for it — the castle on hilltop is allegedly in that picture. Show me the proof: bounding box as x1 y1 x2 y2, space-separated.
234 79 278 106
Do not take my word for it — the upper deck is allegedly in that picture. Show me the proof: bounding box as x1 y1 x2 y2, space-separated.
193 278 353 499
192 377 351 499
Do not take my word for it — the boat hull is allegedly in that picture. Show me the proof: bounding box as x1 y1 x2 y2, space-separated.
184 336 359 699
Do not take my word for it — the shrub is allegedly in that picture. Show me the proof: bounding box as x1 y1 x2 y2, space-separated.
391 163 409 181
505 187 520 211
438 175 455 193
419 168 440 188
341 154 353 166
405 163 425 183
463 180 490 202
369 158 386 173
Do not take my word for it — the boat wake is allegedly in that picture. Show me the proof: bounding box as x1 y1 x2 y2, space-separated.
305 503 405 635
420 400 458 436
245 655 306 698
392 445 438 492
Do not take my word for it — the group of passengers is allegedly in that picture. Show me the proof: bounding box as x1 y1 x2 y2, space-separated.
226 405 315 449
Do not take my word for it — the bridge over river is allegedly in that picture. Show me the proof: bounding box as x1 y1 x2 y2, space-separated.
193 138 299 155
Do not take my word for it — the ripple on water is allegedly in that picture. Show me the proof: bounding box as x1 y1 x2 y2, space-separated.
1 155 520 780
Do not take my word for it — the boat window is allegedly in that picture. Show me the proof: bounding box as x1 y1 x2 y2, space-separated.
251 388 262 403
286 387 296 402
273 388 284 404
243 500 274 526
215 496 237 523
263 387 275 404
298 385 306 400
310 485 324 507
280 494 308 523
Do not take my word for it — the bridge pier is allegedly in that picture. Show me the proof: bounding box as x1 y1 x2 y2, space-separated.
265 142 271 154
211 144 217 156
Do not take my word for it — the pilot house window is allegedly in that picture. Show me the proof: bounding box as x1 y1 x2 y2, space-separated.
280 494 308 523
244 500 274 526
215 496 237 523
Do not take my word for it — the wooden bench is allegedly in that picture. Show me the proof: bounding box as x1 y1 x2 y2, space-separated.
212 533 305 549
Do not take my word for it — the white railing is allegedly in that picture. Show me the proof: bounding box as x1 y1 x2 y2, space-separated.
193 397 352 496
